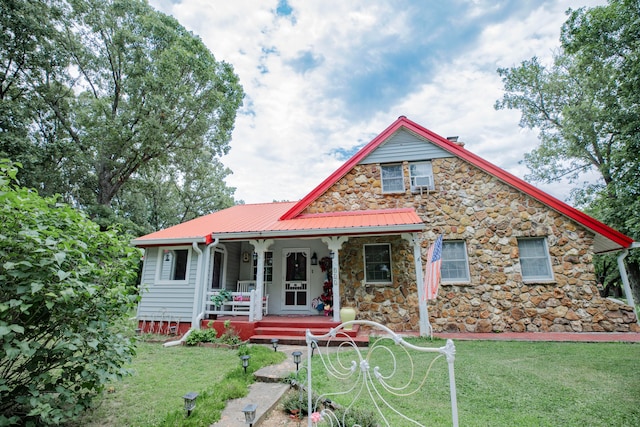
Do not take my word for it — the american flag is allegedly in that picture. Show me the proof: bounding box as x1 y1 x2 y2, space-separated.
424 235 443 301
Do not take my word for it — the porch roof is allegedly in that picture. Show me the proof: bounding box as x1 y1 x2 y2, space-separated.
131 203 424 246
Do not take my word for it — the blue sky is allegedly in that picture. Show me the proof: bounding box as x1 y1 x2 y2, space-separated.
149 0 605 204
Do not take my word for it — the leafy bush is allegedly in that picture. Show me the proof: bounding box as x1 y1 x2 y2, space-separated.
333 407 380 427
185 320 243 346
185 328 219 345
281 391 310 417
0 160 141 425
219 320 242 345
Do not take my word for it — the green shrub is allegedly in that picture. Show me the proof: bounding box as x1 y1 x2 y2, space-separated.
219 321 242 345
0 160 140 425
282 391 309 417
185 328 219 345
333 407 380 427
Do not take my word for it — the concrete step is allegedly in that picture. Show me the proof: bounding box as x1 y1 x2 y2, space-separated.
210 381 289 427
211 344 315 426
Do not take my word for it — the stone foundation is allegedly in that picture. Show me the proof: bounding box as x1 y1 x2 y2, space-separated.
431 284 639 333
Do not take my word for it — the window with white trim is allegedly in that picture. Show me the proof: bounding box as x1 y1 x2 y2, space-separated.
252 251 273 282
157 248 190 283
441 241 470 282
409 161 434 191
381 164 404 193
517 238 553 281
364 244 392 284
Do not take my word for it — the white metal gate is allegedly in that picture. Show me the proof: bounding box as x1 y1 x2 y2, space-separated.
296 320 459 427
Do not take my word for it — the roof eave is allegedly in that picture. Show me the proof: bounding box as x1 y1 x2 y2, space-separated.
212 223 425 241
131 237 207 247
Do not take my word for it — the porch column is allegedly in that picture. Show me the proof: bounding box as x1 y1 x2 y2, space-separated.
250 239 273 321
403 233 431 337
322 236 348 322
617 243 640 325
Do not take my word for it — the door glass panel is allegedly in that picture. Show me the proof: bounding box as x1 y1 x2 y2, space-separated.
286 252 307 281
284 250 309 307
211 251 223 289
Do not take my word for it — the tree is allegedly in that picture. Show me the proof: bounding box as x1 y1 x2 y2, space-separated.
0 160 141 425
0 0 77 197
495 0 640 299
0 0 243 231
114 148 237 234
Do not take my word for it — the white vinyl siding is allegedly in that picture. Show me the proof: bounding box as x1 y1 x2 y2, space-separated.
381 164 404 193
137 246 199 322
441 241 469 282
359 129 451 164
364 243 392 284
518 238 553 281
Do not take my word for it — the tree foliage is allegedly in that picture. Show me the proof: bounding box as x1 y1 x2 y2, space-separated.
0 0 243 234
0 160 141 425
495 0 639 297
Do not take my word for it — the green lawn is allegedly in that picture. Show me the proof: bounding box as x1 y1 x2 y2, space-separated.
74 342 285 427
75 339 639 427
308 338 640 426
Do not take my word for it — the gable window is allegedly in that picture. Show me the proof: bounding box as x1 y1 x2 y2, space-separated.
517 238 553 281
252 251 273 282
409 162 434 191
441 241 470 282
157 248 190 283
381 164 404 193
364 243 392 284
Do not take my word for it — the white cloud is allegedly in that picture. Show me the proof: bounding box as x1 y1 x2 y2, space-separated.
149 0 607 204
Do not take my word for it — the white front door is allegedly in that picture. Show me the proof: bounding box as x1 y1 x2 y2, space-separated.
282 249 309 309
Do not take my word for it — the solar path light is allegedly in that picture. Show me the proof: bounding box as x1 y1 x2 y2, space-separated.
242 403 257 426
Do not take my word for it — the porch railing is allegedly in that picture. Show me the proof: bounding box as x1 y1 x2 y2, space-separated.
205 290 260 321
297 320 458 426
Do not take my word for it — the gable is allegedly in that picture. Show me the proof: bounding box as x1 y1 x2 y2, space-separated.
281 116 633 253
359 128 451 164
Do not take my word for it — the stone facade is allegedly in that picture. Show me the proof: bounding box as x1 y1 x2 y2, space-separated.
305 158 639 333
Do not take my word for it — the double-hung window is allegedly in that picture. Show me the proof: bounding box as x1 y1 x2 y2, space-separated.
517 238 553 281
364 244 392 284
157 247 190 284
409 162 434 191
252 251 273 282
441 241 470 282
381 164 404 193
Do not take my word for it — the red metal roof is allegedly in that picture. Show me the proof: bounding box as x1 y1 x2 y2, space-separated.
280 116 634 253
133 117 633 253
132 204 424 246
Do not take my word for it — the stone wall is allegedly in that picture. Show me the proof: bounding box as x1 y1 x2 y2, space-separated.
307 158 639 333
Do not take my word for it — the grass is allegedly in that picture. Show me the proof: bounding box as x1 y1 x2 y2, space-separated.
73 338 639 426
306 338 640 427
74 342 285 427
